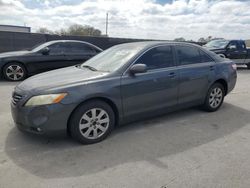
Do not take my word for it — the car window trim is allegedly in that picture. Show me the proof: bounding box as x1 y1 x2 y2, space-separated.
176 61 216 69
123 44 176 75
122 66 178 77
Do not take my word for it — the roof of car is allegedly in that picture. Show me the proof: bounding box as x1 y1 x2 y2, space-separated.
44 40 93 44
44 40 102 50
114 41 202 49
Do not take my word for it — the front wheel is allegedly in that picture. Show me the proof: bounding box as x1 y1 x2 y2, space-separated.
69 100 115 144
203 83 225 112
3 62 27 81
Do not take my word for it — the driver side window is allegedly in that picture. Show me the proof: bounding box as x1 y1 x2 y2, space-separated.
48 43 66 54
228 41 237 50
135 46 174 70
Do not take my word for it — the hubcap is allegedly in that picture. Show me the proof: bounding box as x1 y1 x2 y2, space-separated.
79 108 110 139
209 87 223 108
6 65 24 81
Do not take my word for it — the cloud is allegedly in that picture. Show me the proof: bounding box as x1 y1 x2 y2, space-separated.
0 0 250 40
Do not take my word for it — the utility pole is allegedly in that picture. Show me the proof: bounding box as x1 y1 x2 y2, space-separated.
105 12 109 36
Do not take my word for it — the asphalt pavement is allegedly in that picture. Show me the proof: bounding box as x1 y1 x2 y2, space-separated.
1 68 250 188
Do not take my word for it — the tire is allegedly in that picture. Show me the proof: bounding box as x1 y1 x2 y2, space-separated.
202 83 225 112
69 100 115 144
3 62 27 81
247 63 250 70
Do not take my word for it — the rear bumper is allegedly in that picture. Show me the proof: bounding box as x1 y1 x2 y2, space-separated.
227 70 237 94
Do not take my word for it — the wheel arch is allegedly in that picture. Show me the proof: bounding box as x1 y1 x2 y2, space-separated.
2 61 28 74
67 97 120 135
213 78 228 95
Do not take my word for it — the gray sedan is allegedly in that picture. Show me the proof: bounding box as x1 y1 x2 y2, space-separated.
11 41 237 144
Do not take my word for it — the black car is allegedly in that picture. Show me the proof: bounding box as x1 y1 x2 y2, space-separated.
0 40 102 81
204 39 250 69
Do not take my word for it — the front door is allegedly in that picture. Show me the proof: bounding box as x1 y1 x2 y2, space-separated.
26 42 68 74
121 45 179 119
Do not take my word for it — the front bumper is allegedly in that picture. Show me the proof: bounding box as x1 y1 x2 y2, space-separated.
11 101 76 136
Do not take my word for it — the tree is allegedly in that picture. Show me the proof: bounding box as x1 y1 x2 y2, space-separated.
206 36 213 42
67 24 101 36
54 28 68 36
198 37 206 42
36 24 102 37
36 27 54 34
174 37 185 42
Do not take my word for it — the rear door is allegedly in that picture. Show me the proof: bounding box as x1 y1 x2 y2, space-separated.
121 45 179 119
175 45 216 105
65 42 100 65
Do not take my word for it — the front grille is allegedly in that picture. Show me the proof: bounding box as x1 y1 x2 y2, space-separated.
12 92 23 105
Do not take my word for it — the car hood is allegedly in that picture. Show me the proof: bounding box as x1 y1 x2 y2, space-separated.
203 46 226 54
203 46 224 51
0 50 31 58
17 66 109 92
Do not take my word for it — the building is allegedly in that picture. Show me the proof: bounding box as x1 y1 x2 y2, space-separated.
0 25 31 33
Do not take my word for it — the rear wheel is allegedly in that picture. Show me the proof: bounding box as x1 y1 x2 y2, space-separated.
247 63 250 70
3 62 27 81
69 100 115 144
203 83 225 112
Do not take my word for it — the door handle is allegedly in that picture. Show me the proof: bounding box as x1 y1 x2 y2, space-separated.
210 66 215 71
168 72 176 78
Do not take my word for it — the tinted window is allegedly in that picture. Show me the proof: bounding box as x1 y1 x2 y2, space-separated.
200 50 213 63
237 41 246 50
136 46 174 70
68 42 96 54
48 43 67 54
176 45 201 65
228 41 237 49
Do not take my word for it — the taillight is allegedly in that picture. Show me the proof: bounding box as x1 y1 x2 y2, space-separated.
231 63 237 70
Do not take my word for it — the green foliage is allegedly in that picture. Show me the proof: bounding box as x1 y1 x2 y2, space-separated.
36 24 102 36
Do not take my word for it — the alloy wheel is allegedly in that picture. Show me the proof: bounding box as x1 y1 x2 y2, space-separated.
5 65 24 81
209 87 223 108
79 108 110 139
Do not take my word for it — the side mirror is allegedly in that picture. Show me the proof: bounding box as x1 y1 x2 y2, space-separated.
218 54 226 58
129 64 147 74
40 47 50 55
228 45 236 50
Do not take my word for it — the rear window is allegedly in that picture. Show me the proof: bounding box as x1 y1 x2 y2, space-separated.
205 50 225 62
175 45 201 65
68 42 96 54
200 50 214 63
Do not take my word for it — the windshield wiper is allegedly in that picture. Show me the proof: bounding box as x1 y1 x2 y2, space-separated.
81 65 97 71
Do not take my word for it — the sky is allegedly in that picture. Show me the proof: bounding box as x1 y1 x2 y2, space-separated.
0 0 250 41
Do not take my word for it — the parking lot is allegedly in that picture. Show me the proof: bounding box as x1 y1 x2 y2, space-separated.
0 68 250 188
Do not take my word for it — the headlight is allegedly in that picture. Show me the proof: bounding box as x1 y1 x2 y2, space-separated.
25 93 67 106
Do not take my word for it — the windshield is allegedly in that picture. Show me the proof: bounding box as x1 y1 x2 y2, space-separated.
204 40 229 49
81 44 145 72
